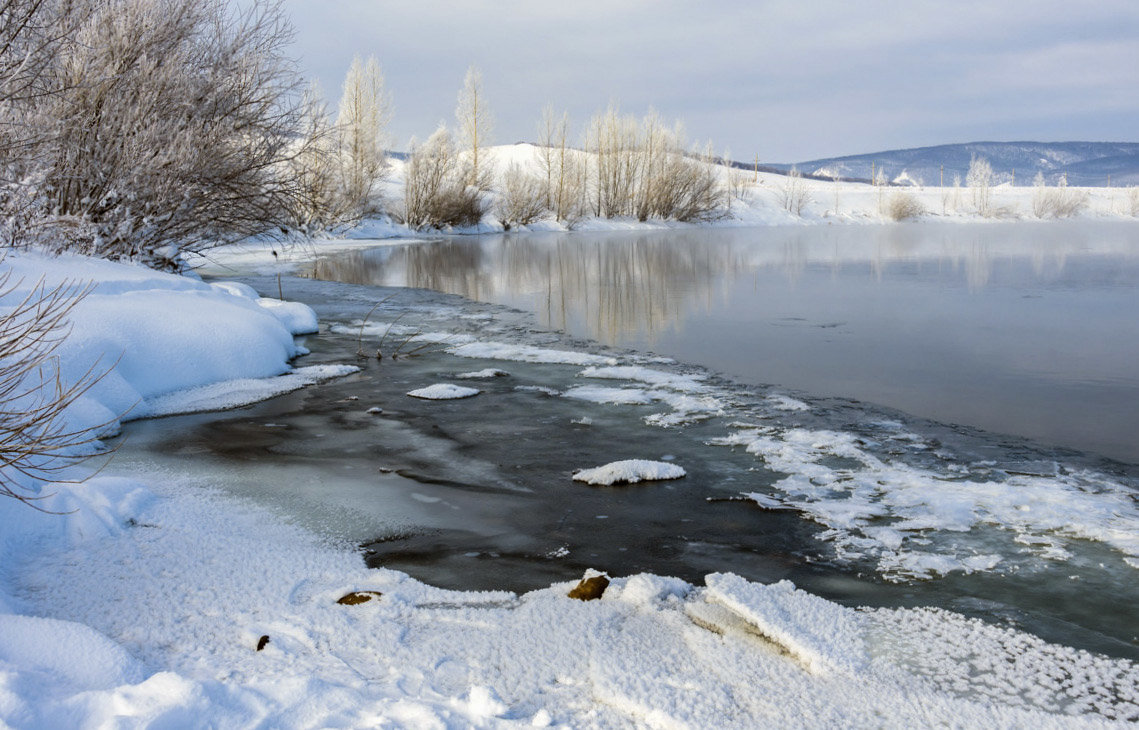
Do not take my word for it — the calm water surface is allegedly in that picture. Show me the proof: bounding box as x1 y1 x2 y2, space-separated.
309 222 1139 464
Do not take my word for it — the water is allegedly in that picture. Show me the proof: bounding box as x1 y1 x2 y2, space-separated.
113 223 1139 663
308 222 1139 464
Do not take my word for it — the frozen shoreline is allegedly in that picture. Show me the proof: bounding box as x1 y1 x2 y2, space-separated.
2 242 1139 726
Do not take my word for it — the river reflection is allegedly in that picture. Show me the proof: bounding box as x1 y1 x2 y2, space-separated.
306 222 1139 463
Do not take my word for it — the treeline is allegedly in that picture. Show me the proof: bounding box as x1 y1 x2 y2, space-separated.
0 0 742 269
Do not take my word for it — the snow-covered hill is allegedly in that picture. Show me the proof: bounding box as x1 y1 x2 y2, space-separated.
778 141 1139 187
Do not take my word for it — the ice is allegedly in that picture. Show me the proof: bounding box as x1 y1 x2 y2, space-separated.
704 573 868 675
562 385 655 405
714 424 1139 580
573 459 687 486
454 368 510 379
140 364 359 417
448 341 618 366
578 365 707 392
406 383 481 400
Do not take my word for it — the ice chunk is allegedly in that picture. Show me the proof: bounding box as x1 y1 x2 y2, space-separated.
455 368 510 379
704 573 868 675
407 384 481 400
572 460 686 486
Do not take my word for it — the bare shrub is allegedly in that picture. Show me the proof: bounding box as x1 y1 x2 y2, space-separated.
498 163 547 229
0 272 108 507
886 192 925 221
776 166 811 216
400 126 486 230
1032 172 1088 219
0 0 311 268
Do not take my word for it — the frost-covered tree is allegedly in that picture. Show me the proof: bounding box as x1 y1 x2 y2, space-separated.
401 125 485 230
335 55 390 216
455 66 493 190
2 0 310 268
967 154 994 217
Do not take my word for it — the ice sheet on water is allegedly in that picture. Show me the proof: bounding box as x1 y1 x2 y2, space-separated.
140 365 359 418
713 424 1139 580
454 368 509 379
448 341 618 366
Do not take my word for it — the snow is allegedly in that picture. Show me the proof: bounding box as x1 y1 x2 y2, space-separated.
713 425 1139 580
3 245 1139 726
572 459 687 486
448 341 618 366
455 368 510 379
407 383 481 400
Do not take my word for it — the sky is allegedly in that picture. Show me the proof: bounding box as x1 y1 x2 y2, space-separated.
281 0 1139 162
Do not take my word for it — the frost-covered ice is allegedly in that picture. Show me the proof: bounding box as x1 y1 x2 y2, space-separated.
455 368 510 379
573 459 687 486
562 385 656 405
140 364 359 417
712 425 1139 580
407 383 481 400
579 365 707 392
449 341 618 366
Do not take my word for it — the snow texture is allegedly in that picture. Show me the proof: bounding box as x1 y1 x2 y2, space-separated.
449 341 618 366
407 383 481 400
573 459 687 486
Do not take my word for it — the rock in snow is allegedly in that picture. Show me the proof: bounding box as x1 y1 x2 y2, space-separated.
406 383 481 400
572 459 687 486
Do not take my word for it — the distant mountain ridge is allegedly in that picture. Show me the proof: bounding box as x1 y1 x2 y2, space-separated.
776 141 1139 187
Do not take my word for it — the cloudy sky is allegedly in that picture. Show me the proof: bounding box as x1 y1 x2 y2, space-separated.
282 1 1139 162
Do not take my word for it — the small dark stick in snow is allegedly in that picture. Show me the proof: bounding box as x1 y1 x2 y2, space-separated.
256 635 270 651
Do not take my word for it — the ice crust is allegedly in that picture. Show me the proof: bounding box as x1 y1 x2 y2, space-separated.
573 459 687 486
407 383 481 400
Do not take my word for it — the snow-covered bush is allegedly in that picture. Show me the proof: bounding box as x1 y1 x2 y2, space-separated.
1032 172 1088 219
400 126 487 230
886 192 925 221
2 0 310 268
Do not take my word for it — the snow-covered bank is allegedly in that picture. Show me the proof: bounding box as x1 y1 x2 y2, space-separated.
0 250 341 440
2 249 1139 727
4 466 1137 727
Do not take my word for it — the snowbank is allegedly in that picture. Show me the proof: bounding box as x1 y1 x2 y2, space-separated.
2 469 1135 727
0 250 333 442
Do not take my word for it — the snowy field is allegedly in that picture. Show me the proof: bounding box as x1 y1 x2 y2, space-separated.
2 242 1138 727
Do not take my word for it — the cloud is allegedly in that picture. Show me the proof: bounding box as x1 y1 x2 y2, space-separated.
279 0 1139 160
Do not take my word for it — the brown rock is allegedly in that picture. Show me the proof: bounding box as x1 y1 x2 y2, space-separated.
336 590 384 605
568 575 609 601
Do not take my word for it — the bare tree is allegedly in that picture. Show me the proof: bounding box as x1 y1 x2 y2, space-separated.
776 166 811 216
335 55 390 216
0 271 110 507
455 65 493 190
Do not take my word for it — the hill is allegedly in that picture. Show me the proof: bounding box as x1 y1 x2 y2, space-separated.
776 141 1139 187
